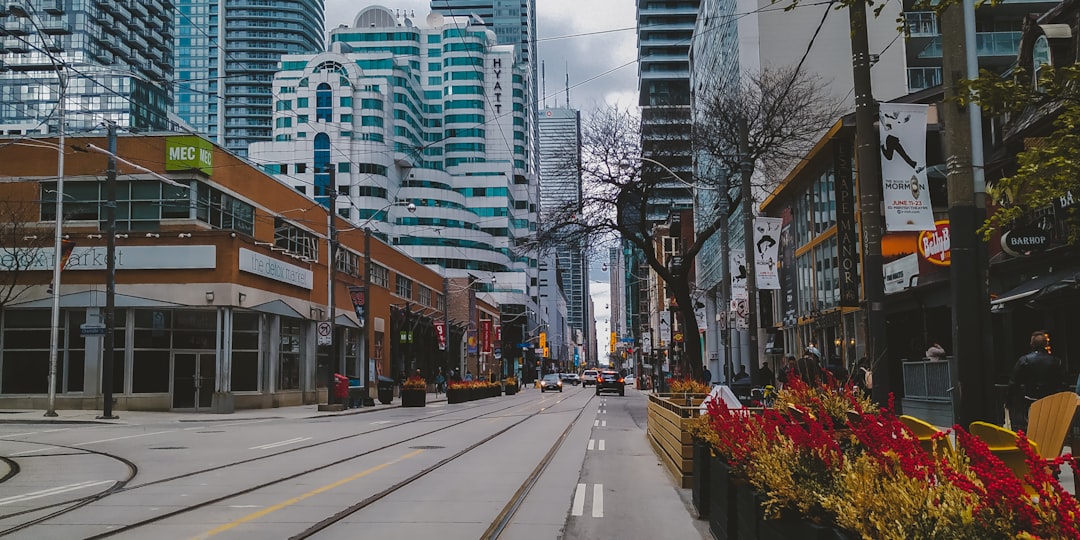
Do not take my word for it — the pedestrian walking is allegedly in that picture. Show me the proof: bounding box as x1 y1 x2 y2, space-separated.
1008 330 1064 430
435 368 446 395
701 364 712 385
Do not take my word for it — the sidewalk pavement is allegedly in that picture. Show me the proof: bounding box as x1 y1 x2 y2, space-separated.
0 390 449 425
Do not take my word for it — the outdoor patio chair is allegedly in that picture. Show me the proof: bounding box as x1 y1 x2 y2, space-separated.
969 421 1038 493
1025 391 1079 460
900 414 953 456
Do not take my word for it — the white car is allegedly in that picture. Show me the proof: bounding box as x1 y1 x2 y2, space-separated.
582 369 599 387
624 375 636 388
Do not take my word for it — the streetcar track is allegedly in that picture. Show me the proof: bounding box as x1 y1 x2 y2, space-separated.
0 456 18 483
0 397 506 529
0 443 138 536
291 392 594 539
77 393 565 539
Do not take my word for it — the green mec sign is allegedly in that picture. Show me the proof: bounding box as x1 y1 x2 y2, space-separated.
165 136 213 175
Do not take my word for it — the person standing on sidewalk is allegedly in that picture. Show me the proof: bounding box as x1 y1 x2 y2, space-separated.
1008 330 1064 430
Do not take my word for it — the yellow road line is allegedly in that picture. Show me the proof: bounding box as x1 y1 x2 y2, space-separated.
192 449 424 539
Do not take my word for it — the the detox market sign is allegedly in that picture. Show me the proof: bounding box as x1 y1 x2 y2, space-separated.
0 245 216 271
165 136 213 175
238 248 312 290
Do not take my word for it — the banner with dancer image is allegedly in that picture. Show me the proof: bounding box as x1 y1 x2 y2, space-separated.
879 103 935 231
753 217 782 289
731 251 747 300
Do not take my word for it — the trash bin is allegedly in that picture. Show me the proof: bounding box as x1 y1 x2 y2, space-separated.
377 375 395 405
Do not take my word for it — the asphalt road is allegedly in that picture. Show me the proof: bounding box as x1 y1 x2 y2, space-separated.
0 385 710 539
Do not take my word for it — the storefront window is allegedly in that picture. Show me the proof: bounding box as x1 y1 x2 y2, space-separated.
279 319 303 390
1 309 86 394
133 309 171 393
232 312 261 392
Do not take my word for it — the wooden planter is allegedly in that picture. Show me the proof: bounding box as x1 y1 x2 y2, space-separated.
401 389 426 407
504 384 518 395
646 393 708 488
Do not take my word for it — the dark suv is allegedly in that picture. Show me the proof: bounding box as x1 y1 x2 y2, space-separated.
595 370 624 396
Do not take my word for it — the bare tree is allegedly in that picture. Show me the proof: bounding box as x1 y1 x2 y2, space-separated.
531 67 837 380
695 66 841 195
0 197 53 308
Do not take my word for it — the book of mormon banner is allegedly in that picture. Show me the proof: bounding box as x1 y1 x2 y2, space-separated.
879 103 935 231
753 217 782 289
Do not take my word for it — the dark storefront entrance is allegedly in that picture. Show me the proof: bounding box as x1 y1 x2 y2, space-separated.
172 352 216 410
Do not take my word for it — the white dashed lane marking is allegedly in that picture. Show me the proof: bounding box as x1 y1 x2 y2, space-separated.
571 483 604 517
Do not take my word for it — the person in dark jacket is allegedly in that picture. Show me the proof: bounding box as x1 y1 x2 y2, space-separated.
757 362 775 388
1008 330 1064 430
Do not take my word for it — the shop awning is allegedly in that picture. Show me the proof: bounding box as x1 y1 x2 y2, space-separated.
991 268 1080 311
335 314 360 329
249 299 305 319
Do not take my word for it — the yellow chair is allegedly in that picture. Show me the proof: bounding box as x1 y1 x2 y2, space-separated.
969 421 1039 492
1025 391 1079 460
900 415 953 456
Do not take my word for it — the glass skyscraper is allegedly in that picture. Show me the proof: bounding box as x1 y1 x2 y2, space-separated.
538 107 588 355
0 0 172 134
173 0 323 157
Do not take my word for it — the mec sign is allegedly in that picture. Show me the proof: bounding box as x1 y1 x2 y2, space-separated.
165 136 213 175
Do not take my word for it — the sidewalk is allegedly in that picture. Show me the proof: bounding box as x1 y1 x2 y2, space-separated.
0 390 448 425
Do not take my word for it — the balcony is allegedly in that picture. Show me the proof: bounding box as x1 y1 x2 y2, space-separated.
917 31 1022 59
2 36 28 53
40 20 72 35
5 2 27 16
3 20 29 35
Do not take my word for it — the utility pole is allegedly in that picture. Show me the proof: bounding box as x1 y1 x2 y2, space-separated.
363 226 373 405
325 167 338 406
739 117 760 384
716 167 733 385
941 0 988 424
848 0 888 405
99 123 119 420
45 70 66 418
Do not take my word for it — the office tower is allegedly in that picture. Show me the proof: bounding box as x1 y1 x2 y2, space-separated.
0 0 173 134
173 0 323 156
538 107 587 361
637 0 699 222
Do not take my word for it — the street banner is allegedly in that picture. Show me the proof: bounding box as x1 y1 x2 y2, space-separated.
60 239 76 270
834 140 860 306
731 251 747 300
480 319 492 353
434 320 447 351
879 103 935 231
493 325 501 359
753 217 782 289
466 330 478 354
347 286 366 328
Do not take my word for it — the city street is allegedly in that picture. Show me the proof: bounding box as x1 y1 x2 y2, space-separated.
0 386 709 539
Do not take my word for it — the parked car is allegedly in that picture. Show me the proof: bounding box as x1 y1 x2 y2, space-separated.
595 370 625 396
624 374 636 388
540 373 563 392
560 373 581 386
582 369 599 387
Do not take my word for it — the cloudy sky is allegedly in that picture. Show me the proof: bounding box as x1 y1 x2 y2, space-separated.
323 0 635 363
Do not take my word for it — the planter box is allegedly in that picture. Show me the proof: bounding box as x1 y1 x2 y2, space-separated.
709 456 738 540
692 438 711 519
401 389 426 407
646 393 708 488
504 385 518 395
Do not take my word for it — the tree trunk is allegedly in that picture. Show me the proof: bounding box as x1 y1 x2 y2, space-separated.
671 278 702 381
